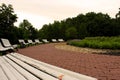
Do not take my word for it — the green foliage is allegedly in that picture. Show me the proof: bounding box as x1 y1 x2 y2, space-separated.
38 21 65 40
0 3 18 44
0 3 39 44
65 27 77 39
39 11 120 40
18 19 39 39
68 37 120 49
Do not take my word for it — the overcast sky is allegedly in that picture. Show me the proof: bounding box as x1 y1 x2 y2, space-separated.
1 0 120 29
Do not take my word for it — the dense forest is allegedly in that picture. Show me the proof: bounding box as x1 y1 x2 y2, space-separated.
0 3 120 44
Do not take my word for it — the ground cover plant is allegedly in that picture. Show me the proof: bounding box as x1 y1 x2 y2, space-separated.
68 37 120 50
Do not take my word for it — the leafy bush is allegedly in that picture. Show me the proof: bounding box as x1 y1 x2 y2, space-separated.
68 37 120 49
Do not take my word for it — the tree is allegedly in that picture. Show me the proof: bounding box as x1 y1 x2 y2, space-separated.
65 27 77 39
116 8 120 19
18 19 38 39
39 11 120 40
78 23 88 39
0 3 17 43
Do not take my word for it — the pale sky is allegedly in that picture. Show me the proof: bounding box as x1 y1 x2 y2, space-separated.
0 0 120 29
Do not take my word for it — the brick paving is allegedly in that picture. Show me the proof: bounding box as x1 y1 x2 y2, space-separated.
17 43 120 80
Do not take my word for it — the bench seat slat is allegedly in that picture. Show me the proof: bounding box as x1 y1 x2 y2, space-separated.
0 57 18 80
0 63 9 80
6 54 58 80
0 57 27 80
3 56 40 80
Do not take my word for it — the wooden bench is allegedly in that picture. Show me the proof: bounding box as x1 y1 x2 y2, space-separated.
42 39 49 43
0 42 13 53
18 39 29 46
58 39 64 42
52 39 57 43
28 39 36 45
1 38 18 50
35 39 42 44
0 53 97 80
18 39 29 48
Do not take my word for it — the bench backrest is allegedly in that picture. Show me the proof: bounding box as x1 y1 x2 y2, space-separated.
52 39 57 42
35 39 41 43
42 39 49 43
18 39 25 44
58 39 64 42
0 42 13 51
1 38 11 47
28 40 33 43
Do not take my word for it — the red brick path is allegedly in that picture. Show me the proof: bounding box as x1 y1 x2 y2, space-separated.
17 43 120 80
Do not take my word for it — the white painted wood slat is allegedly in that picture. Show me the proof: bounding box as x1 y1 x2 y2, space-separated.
0 57 27 80
6 54 58 80
0 59 9 80
0 57 18 80
3 56 40 80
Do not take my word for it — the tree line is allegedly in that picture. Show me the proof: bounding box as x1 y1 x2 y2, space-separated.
0 3 120 44
0 3 39 44
40 12 120 40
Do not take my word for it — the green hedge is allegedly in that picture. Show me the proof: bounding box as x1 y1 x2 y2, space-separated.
68 37 120 49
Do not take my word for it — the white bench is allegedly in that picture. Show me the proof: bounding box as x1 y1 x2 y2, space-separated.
0 53 97 80
0 42 13 52
52 39 57 43
18 39 29 45
42 39 49 43
28 39 36 45
1 38 17 49
18 39 29 47
58 39 64 42
35 39 42 44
